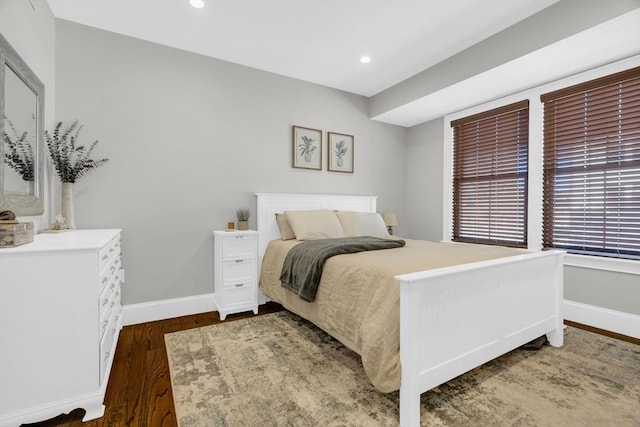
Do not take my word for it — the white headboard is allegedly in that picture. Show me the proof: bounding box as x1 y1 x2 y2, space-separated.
255 193 377 266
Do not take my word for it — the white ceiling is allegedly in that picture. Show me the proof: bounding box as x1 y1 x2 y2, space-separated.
46 0 559 97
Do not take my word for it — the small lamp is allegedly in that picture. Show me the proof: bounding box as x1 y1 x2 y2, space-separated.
382 212 399 235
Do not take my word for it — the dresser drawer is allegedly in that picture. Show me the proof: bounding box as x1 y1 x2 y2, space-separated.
218 280 256 307
99 310 119 384
99 279 120 340
99 262 119 312
99 235 121 272
99 282 114 319
99 256 120 292
221 234 257 260
221 258 256 283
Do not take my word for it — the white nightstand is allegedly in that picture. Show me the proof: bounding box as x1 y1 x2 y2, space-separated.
213 230 259 320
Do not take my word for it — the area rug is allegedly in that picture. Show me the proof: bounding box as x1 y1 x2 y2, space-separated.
165 311 640 427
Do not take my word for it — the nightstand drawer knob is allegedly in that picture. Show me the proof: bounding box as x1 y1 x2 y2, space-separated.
235 283 243 288
235 235 244 239
235 259 243 263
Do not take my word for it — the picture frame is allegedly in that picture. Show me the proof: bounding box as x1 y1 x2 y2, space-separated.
328 132 354 173
292 126 322 170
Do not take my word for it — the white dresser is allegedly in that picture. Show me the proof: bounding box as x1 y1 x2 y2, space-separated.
0 229 123 427
213 230 259 320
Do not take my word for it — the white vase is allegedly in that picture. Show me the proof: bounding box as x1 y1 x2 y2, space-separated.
61 182 77 229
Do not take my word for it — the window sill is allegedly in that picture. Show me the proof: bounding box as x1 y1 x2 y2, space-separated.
563 253 640 275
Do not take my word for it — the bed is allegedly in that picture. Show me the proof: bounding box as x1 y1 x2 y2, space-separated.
256 193 564 427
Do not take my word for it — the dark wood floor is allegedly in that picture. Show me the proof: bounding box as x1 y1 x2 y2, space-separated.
23 304 637 427
23 302 284 427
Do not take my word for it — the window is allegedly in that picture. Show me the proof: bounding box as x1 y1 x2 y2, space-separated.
450 100 529 247
541 66 640 260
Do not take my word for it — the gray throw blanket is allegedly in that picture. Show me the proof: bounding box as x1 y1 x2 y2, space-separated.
280 236 406 302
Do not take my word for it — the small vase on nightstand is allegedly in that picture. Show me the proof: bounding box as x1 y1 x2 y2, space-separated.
238 220 249 230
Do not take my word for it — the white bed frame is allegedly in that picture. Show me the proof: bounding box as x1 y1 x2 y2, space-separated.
256 193 564 427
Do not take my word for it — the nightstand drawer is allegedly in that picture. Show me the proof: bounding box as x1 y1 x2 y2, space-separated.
221 234 257 260
222 258 256 282
218 281 256 307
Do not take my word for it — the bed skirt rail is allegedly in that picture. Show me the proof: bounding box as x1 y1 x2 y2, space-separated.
395 250 564 427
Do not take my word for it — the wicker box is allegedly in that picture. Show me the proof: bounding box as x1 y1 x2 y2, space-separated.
0 222 34 247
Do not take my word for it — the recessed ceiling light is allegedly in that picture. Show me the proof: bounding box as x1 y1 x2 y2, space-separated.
189 0 205 8
360 56 371 64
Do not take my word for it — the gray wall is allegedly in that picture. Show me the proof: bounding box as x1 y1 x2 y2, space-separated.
55 20 407 305
0 0 55 229
405 119 443 241
565 267 639 315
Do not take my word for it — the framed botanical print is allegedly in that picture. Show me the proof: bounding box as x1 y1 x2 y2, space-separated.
292 126 322 170
328 132 354 173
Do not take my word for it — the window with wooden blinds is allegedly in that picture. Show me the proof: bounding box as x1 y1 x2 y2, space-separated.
451 100 529 247
541 66 640 260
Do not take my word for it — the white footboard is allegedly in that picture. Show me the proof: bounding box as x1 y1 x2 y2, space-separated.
395 250 564 427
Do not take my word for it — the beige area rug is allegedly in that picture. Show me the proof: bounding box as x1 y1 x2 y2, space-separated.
165 311 640 427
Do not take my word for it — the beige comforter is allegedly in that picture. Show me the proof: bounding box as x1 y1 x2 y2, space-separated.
259 238 523 392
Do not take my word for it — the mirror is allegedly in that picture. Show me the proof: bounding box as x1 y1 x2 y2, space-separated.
0 32 44 215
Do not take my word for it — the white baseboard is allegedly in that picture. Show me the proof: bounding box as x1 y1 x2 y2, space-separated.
122 293 216 326
564 300 640 339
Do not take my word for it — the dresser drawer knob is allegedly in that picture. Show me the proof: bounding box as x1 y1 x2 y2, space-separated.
235 235 244 239
235 283 243 288
235 259 244 263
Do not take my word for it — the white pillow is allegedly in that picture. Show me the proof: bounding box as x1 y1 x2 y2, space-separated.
284 209 346 240
336 211 389 238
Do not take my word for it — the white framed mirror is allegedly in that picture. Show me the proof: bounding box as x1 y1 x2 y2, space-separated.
0 31 44 215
